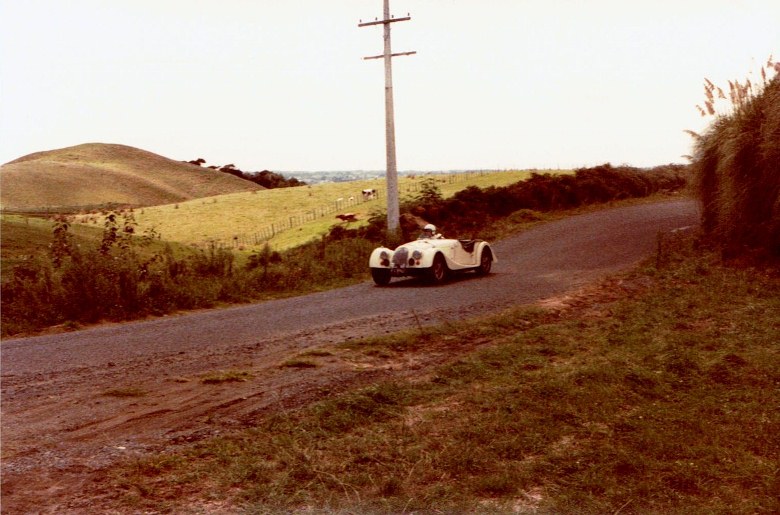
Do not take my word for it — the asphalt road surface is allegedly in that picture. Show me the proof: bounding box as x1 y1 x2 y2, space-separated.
1 199 698 377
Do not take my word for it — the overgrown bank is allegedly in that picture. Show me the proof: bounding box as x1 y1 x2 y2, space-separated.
1 164 689 337
109 234 779 514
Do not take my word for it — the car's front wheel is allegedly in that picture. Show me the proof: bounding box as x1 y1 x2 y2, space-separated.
427 254 449 284
371 268 391 286
476 248 493 275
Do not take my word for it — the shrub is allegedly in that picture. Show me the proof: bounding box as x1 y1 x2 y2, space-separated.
364 164 690 240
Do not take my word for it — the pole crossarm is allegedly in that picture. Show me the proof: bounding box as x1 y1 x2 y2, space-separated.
358 16 411 27
363 51 417 60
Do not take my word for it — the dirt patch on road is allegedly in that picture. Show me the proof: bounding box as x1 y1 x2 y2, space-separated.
1 277 643 514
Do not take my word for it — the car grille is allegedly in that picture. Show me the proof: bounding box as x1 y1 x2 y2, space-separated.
392 247 409 267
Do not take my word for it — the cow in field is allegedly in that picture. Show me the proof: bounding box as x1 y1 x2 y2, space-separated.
362 188 377 200
336 213 357 223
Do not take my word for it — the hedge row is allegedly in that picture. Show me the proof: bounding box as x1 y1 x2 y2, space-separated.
347 164 690 242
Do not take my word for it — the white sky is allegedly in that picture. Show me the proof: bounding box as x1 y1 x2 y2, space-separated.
1 1 778 172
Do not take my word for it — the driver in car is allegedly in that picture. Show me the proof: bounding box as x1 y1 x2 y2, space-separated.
419 223 443 240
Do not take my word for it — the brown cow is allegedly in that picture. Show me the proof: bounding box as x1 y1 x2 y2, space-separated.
336 213 357 223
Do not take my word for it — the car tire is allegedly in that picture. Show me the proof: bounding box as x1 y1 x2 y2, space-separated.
428 253 448 284
371 268 391 286
476 248 493 275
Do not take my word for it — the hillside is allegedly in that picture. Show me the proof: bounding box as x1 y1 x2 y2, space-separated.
0 143 263 211
124 170 538 252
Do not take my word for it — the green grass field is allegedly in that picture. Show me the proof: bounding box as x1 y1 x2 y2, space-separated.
0 213 188 279
96 170 563 252
0 215 104 276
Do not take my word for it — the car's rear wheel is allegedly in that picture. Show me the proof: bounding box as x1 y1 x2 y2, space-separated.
428 254 448 284
371 268 391 286
476 248 493 275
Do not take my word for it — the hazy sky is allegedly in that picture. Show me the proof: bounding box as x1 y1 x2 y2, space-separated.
1 1 778 172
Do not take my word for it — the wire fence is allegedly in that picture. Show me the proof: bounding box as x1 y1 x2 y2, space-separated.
220 171 491 249
226 190 384 248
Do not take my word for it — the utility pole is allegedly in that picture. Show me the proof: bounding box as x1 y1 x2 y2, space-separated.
359 0 415 238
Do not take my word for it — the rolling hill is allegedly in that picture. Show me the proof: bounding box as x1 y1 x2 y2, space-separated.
0 143 263 211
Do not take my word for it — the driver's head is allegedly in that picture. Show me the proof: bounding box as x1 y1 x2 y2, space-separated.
423 223 436 236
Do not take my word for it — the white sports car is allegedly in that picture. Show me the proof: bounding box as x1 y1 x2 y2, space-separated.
368 233 496 286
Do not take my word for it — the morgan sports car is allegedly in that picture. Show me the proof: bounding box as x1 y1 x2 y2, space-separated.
368 225 496 286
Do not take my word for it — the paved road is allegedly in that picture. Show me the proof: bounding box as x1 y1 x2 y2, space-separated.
1 199 698 377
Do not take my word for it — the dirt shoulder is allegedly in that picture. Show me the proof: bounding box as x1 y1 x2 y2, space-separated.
0 277 638 514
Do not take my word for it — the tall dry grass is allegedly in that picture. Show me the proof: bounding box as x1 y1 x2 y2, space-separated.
691 59 780 258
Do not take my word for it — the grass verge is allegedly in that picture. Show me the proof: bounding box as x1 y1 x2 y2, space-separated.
109 235 779 514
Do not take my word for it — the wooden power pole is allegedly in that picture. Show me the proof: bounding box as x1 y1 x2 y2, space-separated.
359 0 415 238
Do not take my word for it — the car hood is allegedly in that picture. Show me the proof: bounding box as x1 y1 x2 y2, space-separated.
395 238 456 253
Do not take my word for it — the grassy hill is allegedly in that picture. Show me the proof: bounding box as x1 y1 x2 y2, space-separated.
0 143 262 211
109 170 546 252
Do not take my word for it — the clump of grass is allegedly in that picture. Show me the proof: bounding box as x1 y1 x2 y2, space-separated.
279 358 318 369
199 370 252 384
338 305 550 358
299 348 333 357
101 387 147 398
109 236 779 514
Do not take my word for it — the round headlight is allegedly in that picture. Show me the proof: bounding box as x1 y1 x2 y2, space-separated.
380 250 389 260
412 250 422 260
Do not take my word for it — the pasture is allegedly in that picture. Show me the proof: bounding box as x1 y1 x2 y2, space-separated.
0 214 104 276
85 170 563 252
